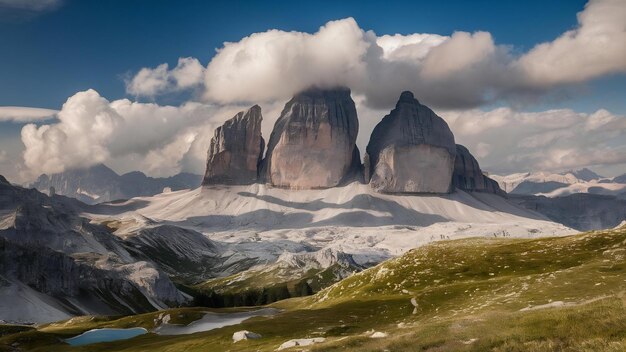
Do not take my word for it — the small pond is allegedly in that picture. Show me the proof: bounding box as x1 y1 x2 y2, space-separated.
65 327 147 346
63 308 279 345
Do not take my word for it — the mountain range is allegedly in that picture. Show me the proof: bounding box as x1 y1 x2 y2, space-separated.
30 164 202 204
1 88 624 338
491 168 626 197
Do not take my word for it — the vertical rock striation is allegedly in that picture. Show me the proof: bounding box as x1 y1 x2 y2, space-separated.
203 105 265 185
262 87 360 189
453 144 504 195
365 91 456 193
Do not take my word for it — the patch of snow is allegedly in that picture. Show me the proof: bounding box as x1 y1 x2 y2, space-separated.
538 182 626 198
76 187 100 200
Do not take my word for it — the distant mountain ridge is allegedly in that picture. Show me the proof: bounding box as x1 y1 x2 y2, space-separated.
491 168 626 197
31 164 202 204
563 167 604 181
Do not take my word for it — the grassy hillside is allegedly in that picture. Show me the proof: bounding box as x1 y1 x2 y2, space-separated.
189 261 358 307
2 226 625 351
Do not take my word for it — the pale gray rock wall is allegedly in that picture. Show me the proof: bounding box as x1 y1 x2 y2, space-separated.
366 91 456 193
203 105 265 185
262 87 360 189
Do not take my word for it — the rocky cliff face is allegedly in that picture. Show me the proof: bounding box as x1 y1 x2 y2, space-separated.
453 144 504 195
0 178 188 323
365 91 456 193
262 87 360 189
203 105 265 185
453 144 483 191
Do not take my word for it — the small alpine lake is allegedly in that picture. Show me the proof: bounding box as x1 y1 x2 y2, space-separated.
64 327 148 346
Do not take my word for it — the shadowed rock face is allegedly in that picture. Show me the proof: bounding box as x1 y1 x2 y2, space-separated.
453 144 504 195
366 91 456 193
203 105 265 185
262 87 360 189
453 145 483 191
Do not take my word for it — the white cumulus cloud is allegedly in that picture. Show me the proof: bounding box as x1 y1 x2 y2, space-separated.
19 89 240 179
517 0 626 86
126 0 626 110
126 57 205 97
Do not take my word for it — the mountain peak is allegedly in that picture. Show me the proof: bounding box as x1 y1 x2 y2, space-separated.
398 90 416 103
563 168 603 181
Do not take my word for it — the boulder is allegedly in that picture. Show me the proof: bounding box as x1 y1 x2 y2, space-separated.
365 91 456 193
203 105 265 185
453 144 504 195
232 330 261 342
277 337 325 350
262 87 360 189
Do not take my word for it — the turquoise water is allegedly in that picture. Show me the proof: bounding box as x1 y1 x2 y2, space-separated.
65 327 148 346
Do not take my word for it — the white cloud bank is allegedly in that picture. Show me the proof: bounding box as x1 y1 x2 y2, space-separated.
0 106 57 122
19 89 246 179
127 0 626 109
445 107 626 174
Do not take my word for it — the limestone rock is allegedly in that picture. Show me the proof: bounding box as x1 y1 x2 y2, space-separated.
370 331 388 338
483 175 505 195
453 144 504 195
203 105 265 185
232 330 262 342
278 337 325 350
262 87 360 189
365 91 456 193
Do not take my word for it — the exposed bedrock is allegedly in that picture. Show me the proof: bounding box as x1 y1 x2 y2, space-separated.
262 87 360 189
453 144 504 195
365 91 456 193
203 105 265 185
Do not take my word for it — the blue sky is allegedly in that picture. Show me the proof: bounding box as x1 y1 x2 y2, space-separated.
1 0 599 109
0 0 625 182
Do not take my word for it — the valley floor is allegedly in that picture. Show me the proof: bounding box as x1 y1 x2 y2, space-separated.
2 225 625 352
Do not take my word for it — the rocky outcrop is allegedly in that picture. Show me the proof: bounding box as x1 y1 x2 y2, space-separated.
453 145 483 191
262 87 360 189
365 91 456 193
453 144 504 195
0 181 188 323
203 105 265 185
483 175 505 195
